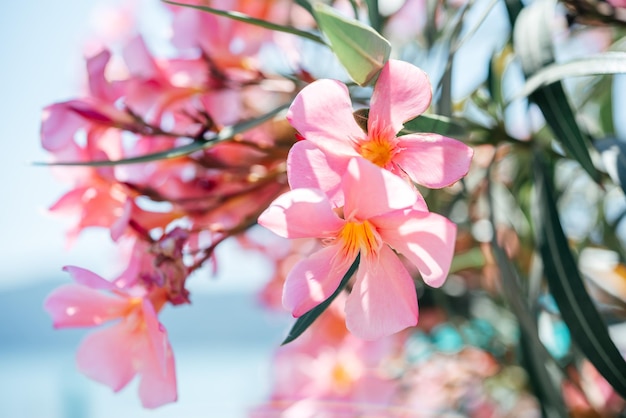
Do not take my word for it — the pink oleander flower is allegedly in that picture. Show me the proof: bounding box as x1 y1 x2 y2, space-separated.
258 158 456 339
44 266 177 408
287 59 473 206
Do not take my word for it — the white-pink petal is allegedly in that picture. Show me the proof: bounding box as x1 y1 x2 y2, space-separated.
374 210 457 288
76 322 137 392
287 140 351 207
142 299 168 375
344 245 418 340
395 133 473 188
258 188 344 239
283 245 355 317
287 79 365 149
369 60 432 136
63 265 118 290
342 158 416 220
44 284 128 328
137 315 178 408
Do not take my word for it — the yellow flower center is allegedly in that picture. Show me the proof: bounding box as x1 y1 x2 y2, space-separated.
331 363 354 392
358 137 396 167
339 220 380 258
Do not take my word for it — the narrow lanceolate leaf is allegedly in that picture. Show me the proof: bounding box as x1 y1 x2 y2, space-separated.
401 113 468 138
294 0 313 16
282 255 360 345
36 104 288 167
364 0 381 33
487 179 568 416
513 0 601 183
510 52 626 102
313 3 390 86
534 153 626 399
353 108 467 138
162 0 325 44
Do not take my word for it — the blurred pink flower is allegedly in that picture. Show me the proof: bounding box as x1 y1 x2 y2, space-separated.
258 158 456 339
44 266 177 408
287 59 473 206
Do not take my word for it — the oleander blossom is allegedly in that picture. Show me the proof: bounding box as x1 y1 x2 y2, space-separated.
43 266 177 408
258 158 456 339
287 59 473 206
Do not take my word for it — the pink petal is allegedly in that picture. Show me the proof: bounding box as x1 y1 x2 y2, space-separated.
137 340 178 409
137 308 178 408
287 140 350 207
110 198 132 242
44 284 128 328
344 245 418 340
40 102 85 152
76 322 137 391
369 60 432 136
395 133 473 188
63 265 118 290
86 49 117 102
283 245 354 317
373 210 457 288
287 79 365 150
142 299 167 375
122 36 160 80
342 158 416 220
258 188 344 239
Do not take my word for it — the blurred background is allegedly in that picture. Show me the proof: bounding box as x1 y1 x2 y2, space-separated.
0 1 292 416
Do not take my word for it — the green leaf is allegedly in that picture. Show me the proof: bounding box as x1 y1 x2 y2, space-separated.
364 0 381 33
487 173 568 415
533 152 626 399
282 255 360 345
294 0 313 16
401 113 468 138
354 108 468 138
313 3 390 86
35 104 288 167
487 178 569 416
512 0 601 183
533 85 601 182
162 0 325 45
509 52 626 102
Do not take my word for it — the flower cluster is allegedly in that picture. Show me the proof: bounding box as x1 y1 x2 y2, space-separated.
42 0 294 407
39 0 626 413
258 59 472 339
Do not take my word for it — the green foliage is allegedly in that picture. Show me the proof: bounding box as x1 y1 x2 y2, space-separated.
36 104 288 166
534 153 626 399
282 255 360 345
313 3 390 86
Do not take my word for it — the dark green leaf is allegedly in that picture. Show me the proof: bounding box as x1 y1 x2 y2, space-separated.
401 114 468 138
519 335 569 418
364 0 381 33
294 0 313 16
162 0 325 44
487 178 568 416
354 108 468 138
487 173 568 415
282 255 360 345
35 104 288 167
532 85 601 183
313 3 390 86
513 0 601 183
533 152 626 399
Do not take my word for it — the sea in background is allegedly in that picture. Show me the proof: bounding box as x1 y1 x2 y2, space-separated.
0 278 291 418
